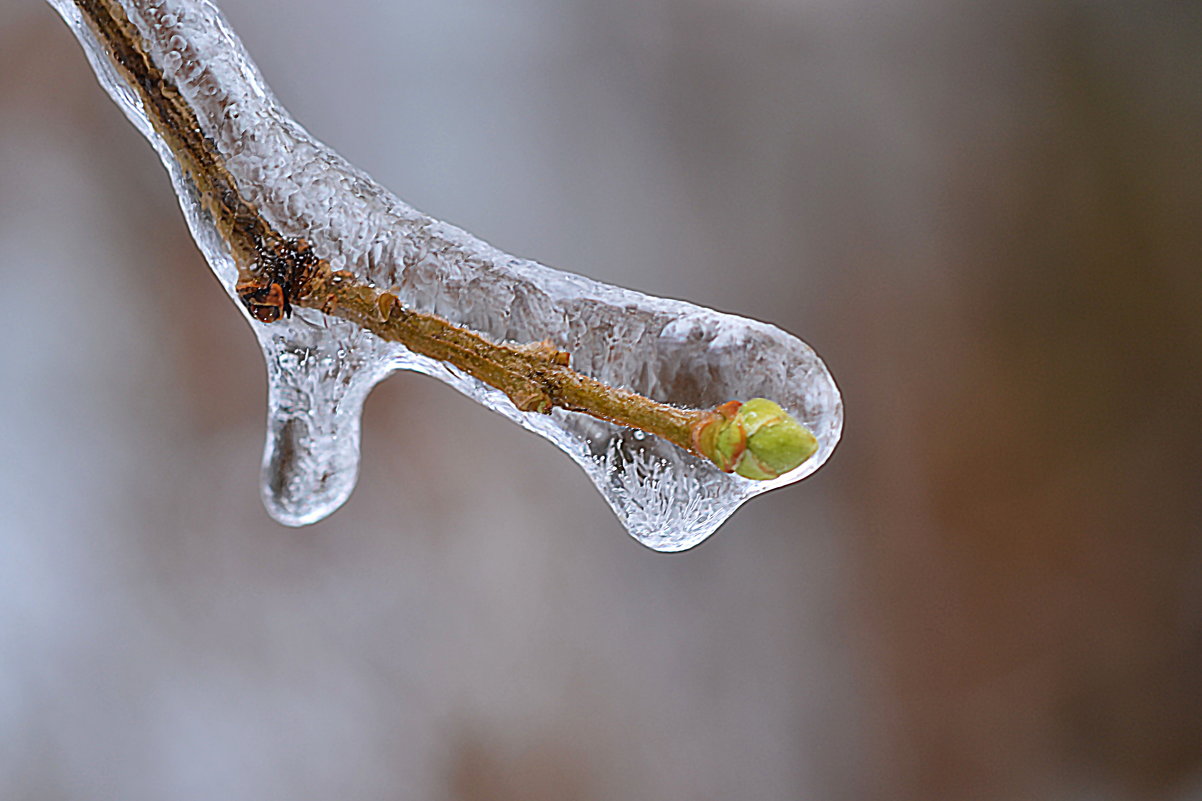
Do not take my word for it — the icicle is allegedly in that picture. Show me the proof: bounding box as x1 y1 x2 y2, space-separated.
48 0 842 550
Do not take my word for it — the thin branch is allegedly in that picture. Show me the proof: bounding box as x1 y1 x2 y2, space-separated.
70 0 817 479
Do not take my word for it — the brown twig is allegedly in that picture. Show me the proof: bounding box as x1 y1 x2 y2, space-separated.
69 0 817 477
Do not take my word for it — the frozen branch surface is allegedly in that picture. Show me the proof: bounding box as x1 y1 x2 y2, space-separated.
49 0 842 551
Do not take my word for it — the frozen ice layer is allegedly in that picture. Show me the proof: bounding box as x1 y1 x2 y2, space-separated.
48 0 842 550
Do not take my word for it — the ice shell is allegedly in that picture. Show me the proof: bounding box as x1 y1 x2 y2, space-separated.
49 0 842 550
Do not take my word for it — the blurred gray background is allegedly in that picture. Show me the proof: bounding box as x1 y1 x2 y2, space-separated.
2 0 1201 799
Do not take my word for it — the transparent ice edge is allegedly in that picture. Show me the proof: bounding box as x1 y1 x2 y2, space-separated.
49 0 843 551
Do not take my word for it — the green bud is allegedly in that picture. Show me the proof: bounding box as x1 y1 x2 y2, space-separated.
692 398 818 480
732 398 818 479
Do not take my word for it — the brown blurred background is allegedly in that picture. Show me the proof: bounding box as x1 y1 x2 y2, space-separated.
2 0 1200 799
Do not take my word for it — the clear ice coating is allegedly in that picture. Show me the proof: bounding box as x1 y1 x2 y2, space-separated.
49 0 842 551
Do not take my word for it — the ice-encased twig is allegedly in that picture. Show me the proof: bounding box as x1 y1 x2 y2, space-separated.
48 0 842 551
